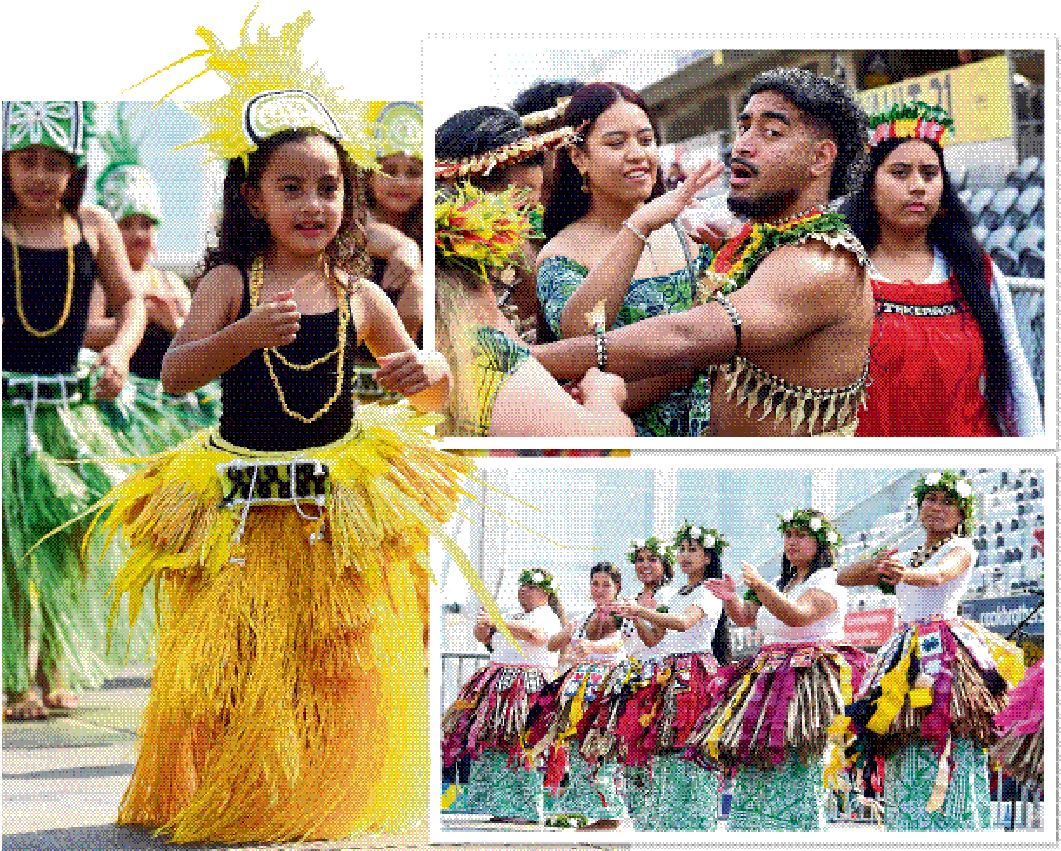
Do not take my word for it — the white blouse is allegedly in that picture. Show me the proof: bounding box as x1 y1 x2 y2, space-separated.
656 584 724 656
895 537 976 623
621 585 677 660
571 611 628 664
756 568 848 644
490 604 563 668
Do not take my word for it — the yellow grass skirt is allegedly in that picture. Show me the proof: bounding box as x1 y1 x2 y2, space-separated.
91 403 475 843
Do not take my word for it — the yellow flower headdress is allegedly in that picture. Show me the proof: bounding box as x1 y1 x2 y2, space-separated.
435 182 534 280
130 7 376 169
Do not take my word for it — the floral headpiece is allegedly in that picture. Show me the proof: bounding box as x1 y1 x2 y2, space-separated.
129 8 376 169
778 508 841 551
368 100 422 159
627 535 670 565
434 125 578 181
520 96 573 132
868 101 953 149
519 568 556 595
673 519 729 554
913 470 976 535
3 101 94 166
435 182 534 279
95 105 163 225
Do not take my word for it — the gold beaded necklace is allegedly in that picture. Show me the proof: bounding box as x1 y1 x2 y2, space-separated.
7 215 76 338
249 255 349 424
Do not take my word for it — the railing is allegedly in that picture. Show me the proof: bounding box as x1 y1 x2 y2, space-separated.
439 650 490 716
1008 278 1045 404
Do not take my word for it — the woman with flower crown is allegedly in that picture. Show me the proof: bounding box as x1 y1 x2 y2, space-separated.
686 509 869 831
73 10 505 843
521 562 630 829
839 102 1041 436
435 182 633 437
441 568 565 823
838 471 1025 830
579 536 676 828
606 523 730 831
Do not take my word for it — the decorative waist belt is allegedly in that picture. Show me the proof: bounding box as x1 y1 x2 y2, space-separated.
3 370 94 455
216 456 332 561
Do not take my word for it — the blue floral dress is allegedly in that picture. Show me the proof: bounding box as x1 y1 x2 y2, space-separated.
537 236 712 437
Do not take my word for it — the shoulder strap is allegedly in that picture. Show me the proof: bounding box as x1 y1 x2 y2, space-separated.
669 220 696 283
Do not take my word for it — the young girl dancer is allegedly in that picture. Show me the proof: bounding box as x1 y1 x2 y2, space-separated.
2 100 146 720
86 11 486 843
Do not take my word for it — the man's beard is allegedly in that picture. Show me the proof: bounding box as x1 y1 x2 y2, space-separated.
727 187 800 220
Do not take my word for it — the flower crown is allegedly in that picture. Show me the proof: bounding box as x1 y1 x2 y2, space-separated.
673 519 728 554
129 8 376 169
868 101 953 149
519 568 556 595
778 509 841 550
627 535 669 565
435 182 535 279
913 470 976 534
434 125 579 181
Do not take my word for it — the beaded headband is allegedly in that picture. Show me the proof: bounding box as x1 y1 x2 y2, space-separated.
868 101 953 149
3 101 94 166
434 125 579 181
912 470 976 535
520 96 573 132
778 508 842 550
129 8 376 169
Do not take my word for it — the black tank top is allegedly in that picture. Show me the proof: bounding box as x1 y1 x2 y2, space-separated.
218 267 359 451
2 225 95 375
129 322 172 380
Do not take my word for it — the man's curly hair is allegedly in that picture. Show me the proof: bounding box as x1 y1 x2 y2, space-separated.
744 68 868 200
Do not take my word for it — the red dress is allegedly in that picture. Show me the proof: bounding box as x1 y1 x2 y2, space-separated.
857 267 1001 436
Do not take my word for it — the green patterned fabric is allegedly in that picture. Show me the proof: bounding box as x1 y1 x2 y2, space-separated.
647 753 719 831
884 737 991 831
2 388 149 696
461 750 544 821
623 763 655 830
728 753 826 831
547 752 627 821
537 245 712 437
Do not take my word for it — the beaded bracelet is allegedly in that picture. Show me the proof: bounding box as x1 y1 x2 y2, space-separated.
622 218 649 245
715 291 742 362
594 325 609 370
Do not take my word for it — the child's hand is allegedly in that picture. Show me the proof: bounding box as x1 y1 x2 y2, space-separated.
577 368 627 407
93 345 131 399
244 289 300 350
375 350 449 396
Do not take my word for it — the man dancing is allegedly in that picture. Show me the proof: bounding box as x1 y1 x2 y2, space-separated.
533 68 873 436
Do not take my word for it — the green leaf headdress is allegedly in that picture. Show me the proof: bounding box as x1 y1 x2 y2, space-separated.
95 105 163 225
673 519 729 554
778 508 842 551
868 100 954 148
518 568 556 595
912 470 976 536
3 101 94 166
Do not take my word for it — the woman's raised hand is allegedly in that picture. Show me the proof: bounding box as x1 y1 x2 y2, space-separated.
704 574 737 601
245 289 299 349
628 159 725 236
610 598 640 619
740 562 765 590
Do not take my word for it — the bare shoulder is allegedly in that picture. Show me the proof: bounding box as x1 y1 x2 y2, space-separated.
193 264 244 314
536 223 592 268
754 239 865 298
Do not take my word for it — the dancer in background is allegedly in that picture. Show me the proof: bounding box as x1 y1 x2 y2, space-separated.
610 522 729 830
581 537 675 829
688 509 868 830
441 569 565 823
991 659 1044 791
80 11 491 843
3 100 146 720
87 104 218 449
839 472 1025 829
841 102 1041 436
522 562 630 829
435 182 632 437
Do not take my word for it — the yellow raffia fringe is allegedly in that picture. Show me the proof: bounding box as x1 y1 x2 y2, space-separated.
84 402 514 650
867 631 917 736
706 656 764 760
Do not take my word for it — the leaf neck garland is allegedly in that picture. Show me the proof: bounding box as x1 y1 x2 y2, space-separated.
697 208 863 301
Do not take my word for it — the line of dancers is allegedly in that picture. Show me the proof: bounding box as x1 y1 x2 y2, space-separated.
442 471 1043 831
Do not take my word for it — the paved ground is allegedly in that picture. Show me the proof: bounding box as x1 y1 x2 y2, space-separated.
1 669 619 850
